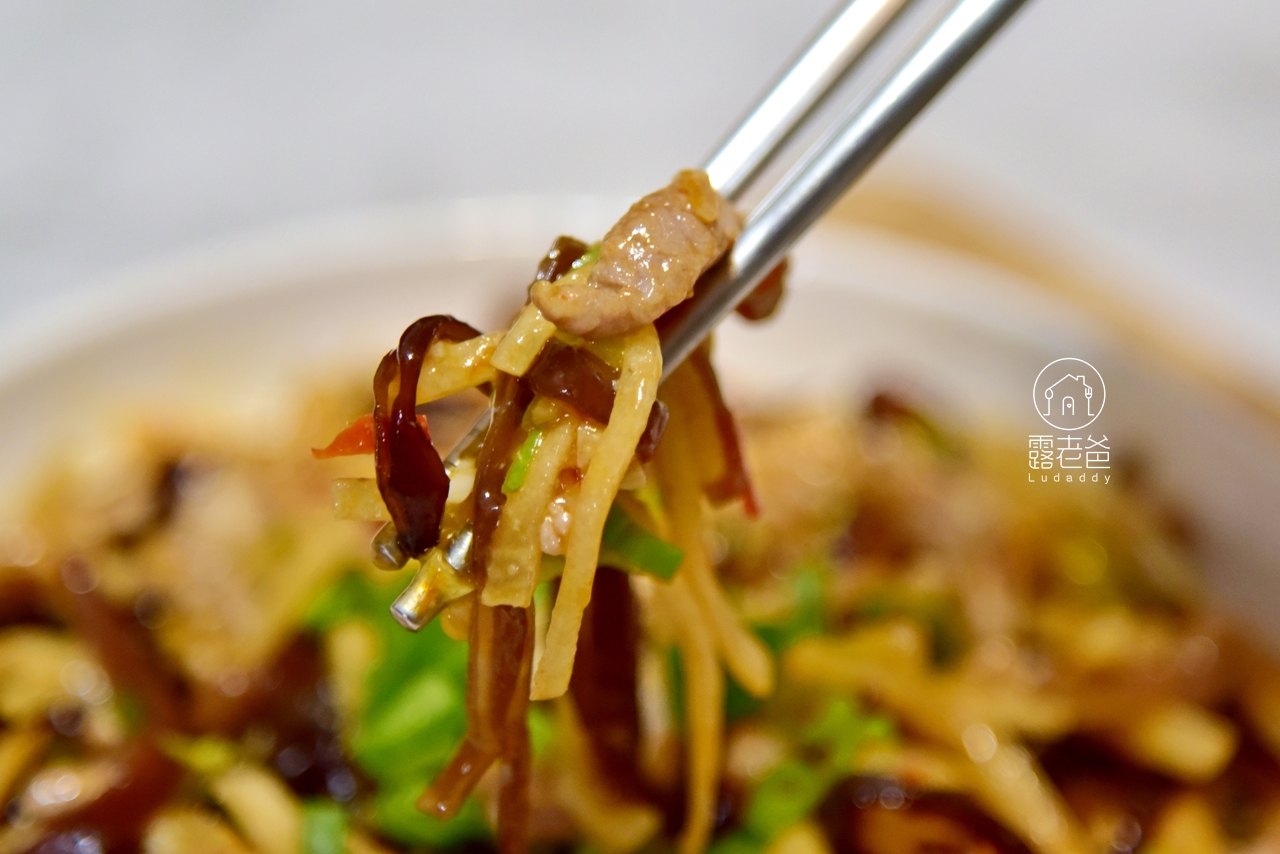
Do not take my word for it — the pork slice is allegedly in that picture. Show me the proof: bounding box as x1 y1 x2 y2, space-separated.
532 170 741 337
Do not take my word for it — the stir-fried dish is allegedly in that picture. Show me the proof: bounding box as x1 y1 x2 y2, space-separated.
2 172 1280 854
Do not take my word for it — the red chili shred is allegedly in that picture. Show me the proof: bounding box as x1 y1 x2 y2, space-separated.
313 413 434 459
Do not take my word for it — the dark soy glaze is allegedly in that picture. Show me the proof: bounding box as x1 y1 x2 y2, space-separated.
0 574 54 627
373 315 483 559
23 567 189 850
832 493 919 566
524 342 668 458
421 369 535 852
492 603 536 854
1038 735 1175 852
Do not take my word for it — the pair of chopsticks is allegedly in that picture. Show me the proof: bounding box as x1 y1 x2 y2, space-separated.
666 0 1027 373
392 0 1028 628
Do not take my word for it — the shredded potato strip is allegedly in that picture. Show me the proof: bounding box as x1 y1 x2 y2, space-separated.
661 575 723 854
490 304 558 377
785 625 1090 854
656 403 774 697
531 324 660 700
552 697 662 854
330 478 390 522
0 728 49 804
416 331 503 403
483 419 576 607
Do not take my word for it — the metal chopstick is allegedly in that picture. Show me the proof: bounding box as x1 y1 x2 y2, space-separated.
703 0 912 202
660 0 1028 376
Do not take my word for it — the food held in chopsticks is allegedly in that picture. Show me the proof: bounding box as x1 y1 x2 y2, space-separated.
316 170 773 854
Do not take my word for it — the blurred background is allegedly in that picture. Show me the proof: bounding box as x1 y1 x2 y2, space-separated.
1 0 1277 385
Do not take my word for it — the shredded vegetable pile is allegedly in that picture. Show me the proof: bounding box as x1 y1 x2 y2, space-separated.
2 172 1280 854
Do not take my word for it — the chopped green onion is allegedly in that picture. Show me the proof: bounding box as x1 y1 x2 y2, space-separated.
733 699 898 847
303 569 377 631
353 668 467 781
304 573 479 846
537 555 565 583
754 563 825 653
708 830 766 854
803 697 895 768
724 671 764 722
601 504 684 580
528 704 555 756
631 479 666 524
571 242 601 270
502 429 543 494
302 799 348 854
743 761 829 839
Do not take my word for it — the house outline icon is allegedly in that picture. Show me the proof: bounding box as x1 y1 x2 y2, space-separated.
1032 358 1106 430
1041 374 1095 420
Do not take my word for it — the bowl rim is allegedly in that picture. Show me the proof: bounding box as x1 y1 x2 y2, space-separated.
828 183 1280 439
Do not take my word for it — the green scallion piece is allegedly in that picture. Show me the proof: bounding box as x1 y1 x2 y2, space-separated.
502 429 543 495
571 242 601 270
600 504 684 580
302 799 348 854
743 761 828 839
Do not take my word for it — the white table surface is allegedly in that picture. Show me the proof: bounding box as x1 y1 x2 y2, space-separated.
2 0 1277 386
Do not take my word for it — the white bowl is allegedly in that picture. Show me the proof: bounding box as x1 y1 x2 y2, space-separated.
1 196 1277 645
